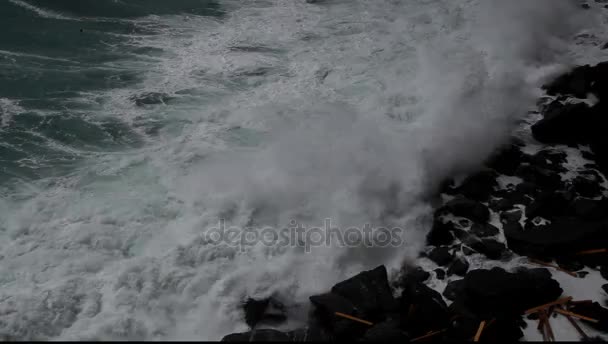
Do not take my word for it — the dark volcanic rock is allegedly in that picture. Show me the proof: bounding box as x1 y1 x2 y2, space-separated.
396 266 430 287
515 164 563 191
531 102 593 145
448 257 470 277
530 149 568 173
443 279 465 301
427 219 457 246
309 292 368 339
452 267 563 319
363 319 410 341
331 265 396 318
569 198 608 221
243 297 286 328
570 302 608 333
400 280 450 337
485 144 525 175
505 217 608 259
470 238 508 260
571 173 604 198
525 191 572 220
438 197 491 223
470 223 500 238
454 170 499 201
435 268 446 280
428 246 454 267
543 65 593 98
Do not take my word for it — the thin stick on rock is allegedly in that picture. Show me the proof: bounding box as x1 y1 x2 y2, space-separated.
411 329 447 342
473 320 486 342
559 306 589 340
576 248 608 255
525 296 573 315
554 308 599 323
334 312 373 326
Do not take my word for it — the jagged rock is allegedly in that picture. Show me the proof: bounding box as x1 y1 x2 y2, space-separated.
455 170 499 202
470 238 508 260
530 149 568 173
485 144 525 176
396 266 430 286
525 191 572 220
543 64 593 98
505 217 608 259
532 102 593 145
363 319 410 341
400 280 450 337
603 284 608 294
309 292 368 339
427 219 457 246
222 329 291 342
500 210 523 225
447 257 469 277
515 164 563 191
443 279 465 301
489 197 518 212
570 302 608 333
470 223 500 238
435 268 446 280
428 246 454 267
243 297 286 328
331 266 396 319
452 267 562 319
572 174 604 198
438 197 490 223
569 198 608 220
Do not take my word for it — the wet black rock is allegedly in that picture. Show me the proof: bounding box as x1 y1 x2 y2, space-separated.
543 64 593 99
569 198 608 221
243 297 286 328
452 267 563 319
500 210 523 225
428 246 454 267
571 174 604 198
570 302 608 333
470 238 508 260
400 280 450 337
443 279 465 301
447 257 470 277
515 164 563 191
331 265 397 319
438 197 491 223
505 217 608 260
396 266 430 287
470 223 500 238
435 268 446 280
309 292 368 340
532 102 594 145
427 219 457 246
485 144 525 176
363 319 410 341
454 170 498 202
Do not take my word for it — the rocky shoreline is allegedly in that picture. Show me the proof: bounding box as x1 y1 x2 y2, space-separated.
220 57 608 342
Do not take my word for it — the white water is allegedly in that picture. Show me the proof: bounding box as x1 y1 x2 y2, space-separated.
0 0 597 340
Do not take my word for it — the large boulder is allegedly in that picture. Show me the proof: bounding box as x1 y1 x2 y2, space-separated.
242 298 286 328
400 279 450 337
454 170 499 202
437 197 491 223
330 265 397 319
505 217 608 259
450 267 562 319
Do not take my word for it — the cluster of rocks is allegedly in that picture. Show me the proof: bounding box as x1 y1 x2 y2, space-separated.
223 265 572 342
221 61 608 342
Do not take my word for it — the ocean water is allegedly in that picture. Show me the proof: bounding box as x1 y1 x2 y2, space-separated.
0 0 601 340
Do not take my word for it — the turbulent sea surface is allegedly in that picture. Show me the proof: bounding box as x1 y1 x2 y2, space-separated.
0 0 605 340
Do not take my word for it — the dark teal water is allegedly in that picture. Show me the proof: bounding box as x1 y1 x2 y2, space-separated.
0 0 223 184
